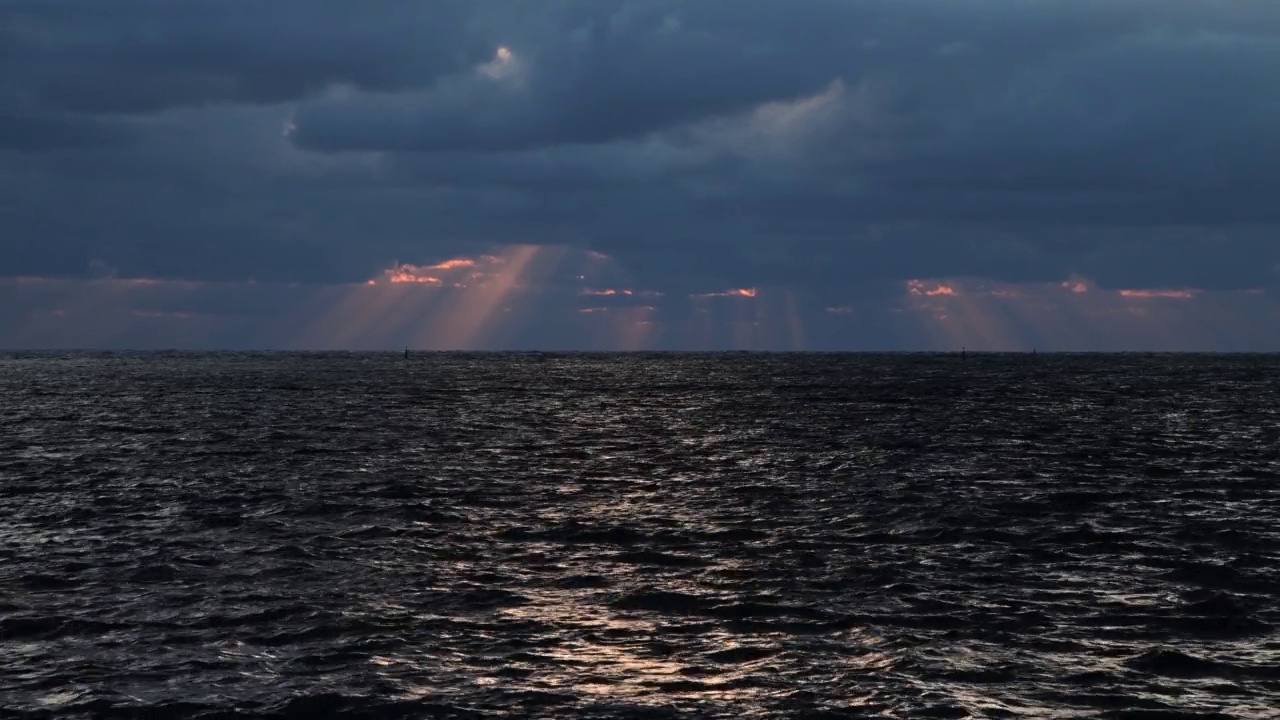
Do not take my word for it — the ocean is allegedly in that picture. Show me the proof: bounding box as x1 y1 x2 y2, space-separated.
2 352 1278 719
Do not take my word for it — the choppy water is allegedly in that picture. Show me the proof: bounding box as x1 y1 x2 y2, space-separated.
2 352 1279 719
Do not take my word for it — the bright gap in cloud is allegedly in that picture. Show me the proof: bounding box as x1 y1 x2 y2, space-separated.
2 250 1278 351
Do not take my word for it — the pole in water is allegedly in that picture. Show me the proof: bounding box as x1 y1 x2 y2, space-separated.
961 346 966 360
404 346 409 359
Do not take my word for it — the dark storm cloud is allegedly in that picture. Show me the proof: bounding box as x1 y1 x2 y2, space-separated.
0 112 136 150
290 1 846 152
5 0 488 113
2 0 1280 310
291 0 1280 156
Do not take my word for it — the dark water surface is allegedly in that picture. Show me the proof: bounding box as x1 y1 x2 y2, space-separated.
2 352 1279 719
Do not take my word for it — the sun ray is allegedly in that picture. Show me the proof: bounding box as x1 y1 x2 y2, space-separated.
411 244 564 350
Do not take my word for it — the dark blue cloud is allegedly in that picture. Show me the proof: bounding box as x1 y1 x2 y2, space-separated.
1 0 1279 307
0 112 137 150
6 0 488 113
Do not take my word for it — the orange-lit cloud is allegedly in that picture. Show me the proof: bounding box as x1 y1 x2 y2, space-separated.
304 250 554 348
293 244 578 350
428 258 479 271
384 268 443 284
692 287 757 299
578 287 666 300
906 279 956 297
290 244 686 350
4 260 1278 352
888 273 1278 351
1117 288 1199 299
425 244 556 349
368 256 495 286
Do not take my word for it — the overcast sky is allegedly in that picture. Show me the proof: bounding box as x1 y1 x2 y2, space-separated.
4 0 1280 350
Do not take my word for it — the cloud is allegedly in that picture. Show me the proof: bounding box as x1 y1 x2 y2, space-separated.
898 273 1280 352
290 2 845 152
6 0 488 114
1 0 1279 350
5 256 1279 351
868 27 1280 224
693 288 759 299
0 112 137 150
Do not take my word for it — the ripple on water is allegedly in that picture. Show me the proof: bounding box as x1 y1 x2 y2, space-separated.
1 352 1279 718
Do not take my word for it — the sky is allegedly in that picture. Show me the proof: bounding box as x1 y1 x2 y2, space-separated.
3 0 1280 351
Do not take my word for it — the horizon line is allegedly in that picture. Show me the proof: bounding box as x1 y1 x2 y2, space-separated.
5 348 1280 355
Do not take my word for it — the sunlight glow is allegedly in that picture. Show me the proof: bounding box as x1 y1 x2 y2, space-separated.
693 288 758 299
3 264 1275 351
896 275 1267 351
577 303 658 350
291 244 584 350
384 269 442 284
682 287 808 350
422 244 547 349
907 279 957 297
428 258 480 271
1118 288 1199 299
479 45 520 80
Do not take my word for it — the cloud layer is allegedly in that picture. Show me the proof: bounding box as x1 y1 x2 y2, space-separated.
5 256 1278 351
3 1 1279 348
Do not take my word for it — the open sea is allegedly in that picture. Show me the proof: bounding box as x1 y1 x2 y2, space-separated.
1 352 1278 719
